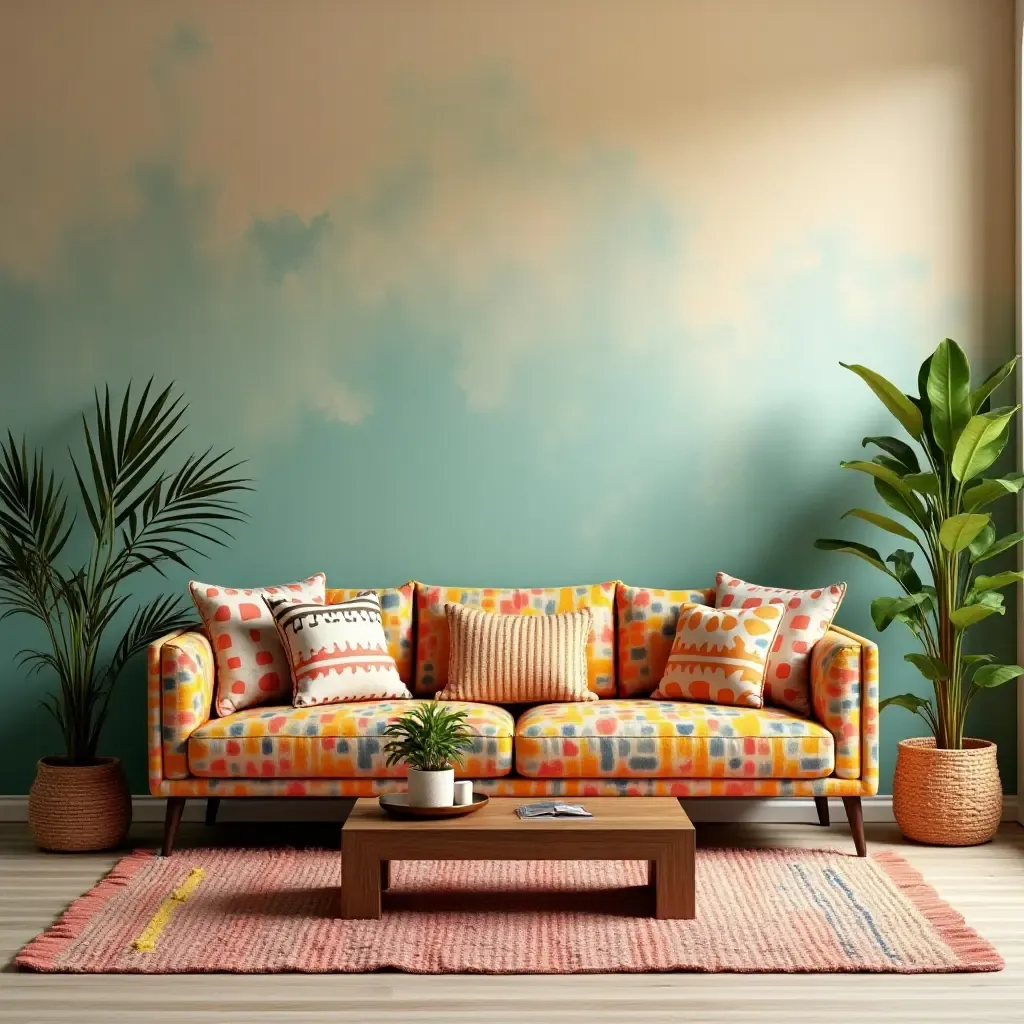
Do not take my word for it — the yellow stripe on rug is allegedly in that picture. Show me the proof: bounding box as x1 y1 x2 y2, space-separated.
132 867 205 952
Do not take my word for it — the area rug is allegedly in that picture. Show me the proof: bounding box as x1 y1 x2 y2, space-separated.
15 847 1001 974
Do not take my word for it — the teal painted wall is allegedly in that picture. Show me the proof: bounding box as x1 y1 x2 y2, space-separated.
0 0 1017 793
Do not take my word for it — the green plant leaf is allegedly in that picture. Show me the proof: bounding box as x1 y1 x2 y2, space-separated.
814 539 889 574
972 571 1024 592
840 460 915 497
915 354 943 463
902 472 940 496
962 474 1024 512
904 653 948 681
870 593 928 631
879 693 934 719
951 409 1018 482
962 654 995 666
967 522 997 561
861 436 920 473
950 603 1003 629
938 513 991 553
970 530 1024 564
873 478 927 525
840 362 923 438
973 664 1024 688
886 549 922 592
927 338 973 453
970 357 1017 414
839 509 917 541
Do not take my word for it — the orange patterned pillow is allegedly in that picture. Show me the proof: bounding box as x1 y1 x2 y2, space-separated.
715 573 847 714
652 602 784 708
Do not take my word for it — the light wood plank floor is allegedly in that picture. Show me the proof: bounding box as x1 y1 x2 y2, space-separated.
2 818 1023 1024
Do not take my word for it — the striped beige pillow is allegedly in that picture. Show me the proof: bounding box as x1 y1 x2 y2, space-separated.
438 604 597 704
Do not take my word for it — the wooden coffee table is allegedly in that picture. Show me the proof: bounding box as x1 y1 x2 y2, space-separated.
340 796 695 920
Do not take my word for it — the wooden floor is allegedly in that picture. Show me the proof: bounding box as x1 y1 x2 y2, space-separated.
2 817 1023 1024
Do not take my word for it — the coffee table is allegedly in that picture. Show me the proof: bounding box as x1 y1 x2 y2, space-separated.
340 796 695 920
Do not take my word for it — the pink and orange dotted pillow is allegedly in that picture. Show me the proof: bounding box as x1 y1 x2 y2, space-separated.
652 602 784 708
190 573 326 716
715 573 846 715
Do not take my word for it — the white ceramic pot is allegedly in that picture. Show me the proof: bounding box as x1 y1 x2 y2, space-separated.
406 767 455 808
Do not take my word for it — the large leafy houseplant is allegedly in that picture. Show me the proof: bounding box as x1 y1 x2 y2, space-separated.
816 338 1022 750
0 381 250 766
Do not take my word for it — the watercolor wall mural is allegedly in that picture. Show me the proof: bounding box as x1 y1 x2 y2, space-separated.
0 0 1016 793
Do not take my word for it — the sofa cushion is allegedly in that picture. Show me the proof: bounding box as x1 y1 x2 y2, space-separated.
715 573 846 716
616 585 715 697
414 582 617 697
190 574 327 716
439 604 596 704
188 700 513 779
325 583 414 683
514 700 834 780
651 602 784 708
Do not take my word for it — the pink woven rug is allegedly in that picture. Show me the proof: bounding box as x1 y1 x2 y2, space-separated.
16 847 1001 974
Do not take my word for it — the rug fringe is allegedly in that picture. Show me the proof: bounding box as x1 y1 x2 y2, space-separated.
15 849 155 971
873 850 1004 972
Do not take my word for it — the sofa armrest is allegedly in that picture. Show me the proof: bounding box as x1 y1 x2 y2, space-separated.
147 629 215 789
809 626 879 793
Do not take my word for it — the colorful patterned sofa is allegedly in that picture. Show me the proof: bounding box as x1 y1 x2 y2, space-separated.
149 581 879 855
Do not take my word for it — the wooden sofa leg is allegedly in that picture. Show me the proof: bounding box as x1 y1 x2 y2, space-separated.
813 796 830 827
205 797 221 827
162 798 186 857
842 796 867 857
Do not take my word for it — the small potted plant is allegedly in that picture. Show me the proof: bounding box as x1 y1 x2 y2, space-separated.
383 702 474 807
0 381 250 851
816 338 1022 845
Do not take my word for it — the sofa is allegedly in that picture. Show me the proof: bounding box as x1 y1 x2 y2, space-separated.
148 580 879 855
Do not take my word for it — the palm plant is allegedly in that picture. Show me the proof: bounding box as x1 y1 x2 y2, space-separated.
0 381 250 764
816 338 1023 749
383 702 474 772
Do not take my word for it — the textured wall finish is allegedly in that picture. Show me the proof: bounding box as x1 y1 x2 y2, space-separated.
0 0 1016 792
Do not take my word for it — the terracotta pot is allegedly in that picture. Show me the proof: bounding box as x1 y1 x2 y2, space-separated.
28 756 132 852
892 738 1001 846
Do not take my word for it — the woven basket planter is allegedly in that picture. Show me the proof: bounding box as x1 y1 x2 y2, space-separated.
892 738 1001 846
28 756 131 852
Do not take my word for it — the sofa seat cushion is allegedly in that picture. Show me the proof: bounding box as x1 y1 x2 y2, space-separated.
514 700 834 780
188 700 513 779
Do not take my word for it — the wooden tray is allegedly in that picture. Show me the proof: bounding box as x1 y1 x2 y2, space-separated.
378 792 489 819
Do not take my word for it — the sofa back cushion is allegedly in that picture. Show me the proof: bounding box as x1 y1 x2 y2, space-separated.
325 582 414 683
616 585 715 696
414 582 617 697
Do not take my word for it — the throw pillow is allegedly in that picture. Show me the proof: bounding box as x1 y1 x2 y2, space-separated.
264 591 411 707
651 602 785 708
437 604 597 704
715 573 847 715
616 585 716 697
190 574 327 716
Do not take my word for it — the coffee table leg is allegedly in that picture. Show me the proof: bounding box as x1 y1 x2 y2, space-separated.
341 837 382 919
654 832 695 920
381 859 391 891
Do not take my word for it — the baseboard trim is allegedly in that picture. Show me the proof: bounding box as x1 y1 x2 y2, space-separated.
0 794 1018 824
